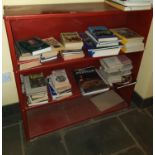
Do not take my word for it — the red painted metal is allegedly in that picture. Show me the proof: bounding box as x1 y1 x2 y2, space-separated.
3 3 152 140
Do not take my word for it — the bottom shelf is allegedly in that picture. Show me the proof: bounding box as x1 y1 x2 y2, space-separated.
26 95 128 139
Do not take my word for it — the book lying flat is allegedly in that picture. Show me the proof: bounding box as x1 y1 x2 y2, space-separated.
105 0 151 11
60 32 83 50
90 90 124 111
111 0 152 6
87 26 118 42
110 28 144 45
16 37 52 56
73 66 110 96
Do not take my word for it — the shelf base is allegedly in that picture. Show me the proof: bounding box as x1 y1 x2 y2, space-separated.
27 96 128 139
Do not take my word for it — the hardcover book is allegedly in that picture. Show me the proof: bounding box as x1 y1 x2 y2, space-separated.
73 66 109 96
60 32 83 50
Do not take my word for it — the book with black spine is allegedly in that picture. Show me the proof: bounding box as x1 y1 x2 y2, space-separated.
73 66 110 96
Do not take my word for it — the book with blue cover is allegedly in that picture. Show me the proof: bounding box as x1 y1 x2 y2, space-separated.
80 32 121 57
87 26 118 42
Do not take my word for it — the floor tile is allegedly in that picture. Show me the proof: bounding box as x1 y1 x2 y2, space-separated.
3 113 21 127
2 124 23 155
25 133 67 155
65 117 134 155
119 110 153 155
117 147 145 155
146 106 153 116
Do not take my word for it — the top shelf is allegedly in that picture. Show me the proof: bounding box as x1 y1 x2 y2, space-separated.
3 2 121 17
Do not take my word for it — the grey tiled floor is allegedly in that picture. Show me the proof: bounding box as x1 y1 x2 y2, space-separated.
2 105 153 155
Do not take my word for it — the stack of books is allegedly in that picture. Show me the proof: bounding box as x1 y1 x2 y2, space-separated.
21 73 48 106
15 36 64 70
60 32 85 60
98 55 133 86
111 28 144 53
81 26 122 57
73 66 110 96
41 37 64 63
105 0 152 11
47 69 72 101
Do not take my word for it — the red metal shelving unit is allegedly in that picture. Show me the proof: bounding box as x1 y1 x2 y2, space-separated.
3 2 152 140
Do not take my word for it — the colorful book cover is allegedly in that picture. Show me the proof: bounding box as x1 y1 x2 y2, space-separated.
73 66 109 95
88 26 118 42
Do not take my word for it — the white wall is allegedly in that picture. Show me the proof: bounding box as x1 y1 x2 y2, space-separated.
135 21 153 99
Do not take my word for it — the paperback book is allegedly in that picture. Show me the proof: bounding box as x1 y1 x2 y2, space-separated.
16 37 52 56
87 26 118 42
23 73 47 95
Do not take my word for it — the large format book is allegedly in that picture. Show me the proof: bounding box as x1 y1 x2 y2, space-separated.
60 32 83 50
105 0 152 11
73 66 110 96
110 28 144 45
16 37 52 56
90 90 124 111
100 56 123 70
110 28 144 53
23 73 47 95
87 26 118 42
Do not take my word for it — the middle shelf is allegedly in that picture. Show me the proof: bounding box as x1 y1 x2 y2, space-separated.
20 54 137 110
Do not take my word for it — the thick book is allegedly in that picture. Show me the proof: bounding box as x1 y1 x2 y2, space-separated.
87 26 118 42
51 69 72 90
60 32 83 50
73 66 110 96
16 37 52 56
105 0 152 11
23 73 47 95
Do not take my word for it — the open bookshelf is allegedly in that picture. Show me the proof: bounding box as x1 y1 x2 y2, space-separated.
4 2 152 140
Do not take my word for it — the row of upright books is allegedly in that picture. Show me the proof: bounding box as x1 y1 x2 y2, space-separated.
21 55 135 106
15 26 144 70
105 0 152 11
